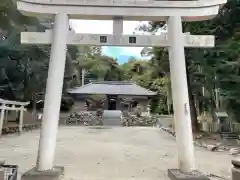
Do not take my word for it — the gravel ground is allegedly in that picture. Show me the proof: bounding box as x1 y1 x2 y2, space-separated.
0 126 234 180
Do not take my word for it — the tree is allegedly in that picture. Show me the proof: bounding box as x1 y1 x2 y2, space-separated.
75 46 124 82
133 0 240 130
0 0 75 103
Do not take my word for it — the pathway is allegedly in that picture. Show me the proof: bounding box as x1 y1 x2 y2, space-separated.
0 126 233 180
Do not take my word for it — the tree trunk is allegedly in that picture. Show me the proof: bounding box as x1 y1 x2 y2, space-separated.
81 68 85 86
23 67 29 101
186 66 199 132
167 102 171 114
195 94 200 116
32 93 37 122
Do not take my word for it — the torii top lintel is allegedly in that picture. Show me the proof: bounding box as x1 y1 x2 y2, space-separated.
17 0 226 21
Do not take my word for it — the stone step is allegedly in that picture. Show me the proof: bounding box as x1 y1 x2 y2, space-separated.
220 132 239 140
221 132 237 134
103 118 122 126
221 134 238 137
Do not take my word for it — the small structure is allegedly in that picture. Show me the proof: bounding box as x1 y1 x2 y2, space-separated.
215 111 229 132
67 81 156 112
215 111 228 123
0 98 30 136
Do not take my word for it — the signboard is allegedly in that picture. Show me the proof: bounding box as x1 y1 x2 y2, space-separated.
129 36 137 44
100 36 107 43
21 31 215 48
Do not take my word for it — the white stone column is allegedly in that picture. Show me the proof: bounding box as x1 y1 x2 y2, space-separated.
0 104 5 136
37 13 69 171
81 68 85 86
19 107 24 133
113 17 123 44
167 16 195 173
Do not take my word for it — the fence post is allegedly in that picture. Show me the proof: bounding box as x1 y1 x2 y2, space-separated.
0 104 5 136
0 168 4 180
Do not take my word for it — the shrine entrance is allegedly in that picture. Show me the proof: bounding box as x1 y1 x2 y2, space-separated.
107 95 117 110
16 1 226 180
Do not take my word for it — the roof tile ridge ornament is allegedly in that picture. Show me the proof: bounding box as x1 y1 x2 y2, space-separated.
130 80 137 84
89 80 108 84
126 79 156 94
89 80 134 85
68 81 93 91
89 80 96 83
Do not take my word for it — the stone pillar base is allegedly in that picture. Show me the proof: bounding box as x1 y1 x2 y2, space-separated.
232 167 240 180
168 169 210 180
0 168 4 180
232 160 240 180
21 166 64 180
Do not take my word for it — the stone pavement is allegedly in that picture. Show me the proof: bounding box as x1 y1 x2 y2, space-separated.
0 126 233 180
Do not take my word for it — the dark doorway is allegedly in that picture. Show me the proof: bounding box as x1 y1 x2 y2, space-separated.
108 95 117 110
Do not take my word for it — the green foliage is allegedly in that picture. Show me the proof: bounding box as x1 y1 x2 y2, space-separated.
2 0 240 123
75 46 124 82
133 0 240 125
120 59 172 114
182 0 240 122
0 0 49 100
145 0 240 122
0 0 76 102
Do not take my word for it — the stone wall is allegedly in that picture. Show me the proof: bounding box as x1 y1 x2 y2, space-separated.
157 115 174 128
103 100 108 110
137 99 149 112
71 101 86 112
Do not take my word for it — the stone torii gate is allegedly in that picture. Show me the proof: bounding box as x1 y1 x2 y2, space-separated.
0 98 30 135
21 29 215 175
16 0 227 180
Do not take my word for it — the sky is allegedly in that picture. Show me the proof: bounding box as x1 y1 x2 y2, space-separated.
70 20 145 64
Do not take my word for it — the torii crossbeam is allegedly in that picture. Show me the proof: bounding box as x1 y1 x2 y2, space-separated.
21 30 215 47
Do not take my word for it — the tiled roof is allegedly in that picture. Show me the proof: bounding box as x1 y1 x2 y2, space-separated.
68 81 156 96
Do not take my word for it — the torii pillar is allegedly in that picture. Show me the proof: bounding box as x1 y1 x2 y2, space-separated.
168 16 195 172
36 13 69 171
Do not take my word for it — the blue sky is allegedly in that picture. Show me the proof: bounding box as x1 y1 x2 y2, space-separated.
70 20 144 64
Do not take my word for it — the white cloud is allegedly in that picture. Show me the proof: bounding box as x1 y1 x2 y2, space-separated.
70 20 145 58
70 20 142 34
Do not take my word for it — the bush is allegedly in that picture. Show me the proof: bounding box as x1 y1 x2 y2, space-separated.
61 96 74 111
